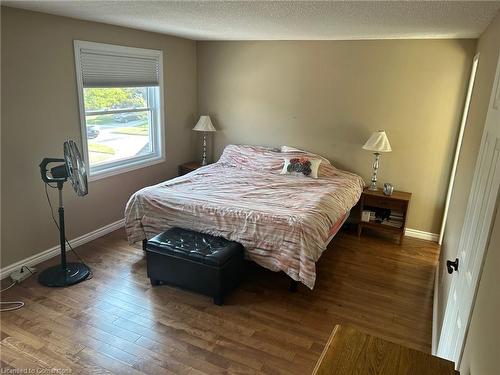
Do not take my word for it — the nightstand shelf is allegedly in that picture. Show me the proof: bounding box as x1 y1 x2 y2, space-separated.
357 188 411 244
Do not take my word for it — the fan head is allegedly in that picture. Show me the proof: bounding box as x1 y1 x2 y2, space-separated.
64 140 88 196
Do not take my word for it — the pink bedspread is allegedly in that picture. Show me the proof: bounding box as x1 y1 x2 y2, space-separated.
125 145 364 289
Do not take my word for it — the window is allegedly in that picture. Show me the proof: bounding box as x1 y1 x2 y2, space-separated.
74 41 165 179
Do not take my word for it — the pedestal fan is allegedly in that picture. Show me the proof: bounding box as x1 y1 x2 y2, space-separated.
38 140 91 287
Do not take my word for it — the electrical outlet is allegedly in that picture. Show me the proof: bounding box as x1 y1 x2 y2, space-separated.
10 266 36 283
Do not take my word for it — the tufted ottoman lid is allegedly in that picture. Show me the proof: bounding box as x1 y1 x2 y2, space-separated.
146 227 244 267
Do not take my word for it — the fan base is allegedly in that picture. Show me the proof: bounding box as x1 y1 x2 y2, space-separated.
38 262 91 287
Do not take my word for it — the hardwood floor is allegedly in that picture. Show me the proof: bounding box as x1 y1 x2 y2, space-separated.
0 228 439 374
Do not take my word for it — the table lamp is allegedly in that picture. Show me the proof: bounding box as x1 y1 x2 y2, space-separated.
362 130 392 191
193 115 216 165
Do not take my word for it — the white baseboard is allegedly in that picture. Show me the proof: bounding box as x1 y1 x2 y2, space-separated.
405 228 439 242
0 218 125 280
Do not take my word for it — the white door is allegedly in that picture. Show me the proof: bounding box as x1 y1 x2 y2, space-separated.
438 53 500 366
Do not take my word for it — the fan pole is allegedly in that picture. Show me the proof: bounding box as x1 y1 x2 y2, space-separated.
58 182 67 271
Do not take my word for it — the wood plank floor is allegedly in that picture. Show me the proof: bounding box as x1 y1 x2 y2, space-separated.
0 228 439 374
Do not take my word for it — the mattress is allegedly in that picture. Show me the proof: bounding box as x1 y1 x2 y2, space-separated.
125 145 364 288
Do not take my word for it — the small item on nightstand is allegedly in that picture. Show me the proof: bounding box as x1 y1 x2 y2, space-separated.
383 183 394 196
361 210 372 222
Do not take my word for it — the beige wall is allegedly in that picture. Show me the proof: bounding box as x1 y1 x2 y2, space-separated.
197 39 476 234
460 205 500 375
437 11 500 342
0 7 198 268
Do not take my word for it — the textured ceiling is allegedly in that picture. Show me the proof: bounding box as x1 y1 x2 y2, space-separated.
4 1 500 40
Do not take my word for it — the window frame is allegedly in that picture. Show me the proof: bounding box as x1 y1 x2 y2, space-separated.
74 40 166 181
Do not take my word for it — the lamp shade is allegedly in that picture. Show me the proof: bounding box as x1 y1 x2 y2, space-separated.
362 130 392 152
193 115 216 132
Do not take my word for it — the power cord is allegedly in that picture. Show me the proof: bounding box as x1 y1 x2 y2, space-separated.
0 282 24 311
44 183 93 280
1 183 95 313
0 266 34 312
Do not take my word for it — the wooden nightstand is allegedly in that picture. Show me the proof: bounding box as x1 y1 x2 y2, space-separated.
357 188 411 244
178 161 203 176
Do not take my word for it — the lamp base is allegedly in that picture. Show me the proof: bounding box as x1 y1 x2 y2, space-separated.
369 153 381 192
201 133 208 166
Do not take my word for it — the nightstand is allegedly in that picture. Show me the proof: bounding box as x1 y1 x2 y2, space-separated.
357 188 411 244
178 161 203 176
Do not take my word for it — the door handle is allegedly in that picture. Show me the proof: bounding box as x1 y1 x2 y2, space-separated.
446 258 459 274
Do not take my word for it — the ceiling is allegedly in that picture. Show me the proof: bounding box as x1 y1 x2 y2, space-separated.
4 1 500 41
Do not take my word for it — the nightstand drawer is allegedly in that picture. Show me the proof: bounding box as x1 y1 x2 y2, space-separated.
363 195 405 211
178 166 192 176
178 161 203 176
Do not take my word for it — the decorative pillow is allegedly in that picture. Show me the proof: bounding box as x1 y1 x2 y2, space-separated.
281 157 322 178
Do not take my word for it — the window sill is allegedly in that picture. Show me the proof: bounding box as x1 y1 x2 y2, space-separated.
88 155 165 182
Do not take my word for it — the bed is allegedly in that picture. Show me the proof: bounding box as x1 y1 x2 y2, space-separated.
125 145 364 289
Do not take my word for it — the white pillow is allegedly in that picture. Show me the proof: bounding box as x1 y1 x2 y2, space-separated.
281 145 305 153
281 157 322 179
280 145 332 165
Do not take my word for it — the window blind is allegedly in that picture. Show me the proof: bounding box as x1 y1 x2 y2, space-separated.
76 42 161 88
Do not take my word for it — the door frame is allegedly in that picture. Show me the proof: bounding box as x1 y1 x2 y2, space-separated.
437 51 500 367
438 54 480 245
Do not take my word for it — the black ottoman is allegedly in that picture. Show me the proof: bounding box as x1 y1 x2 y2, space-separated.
145 227 245 305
